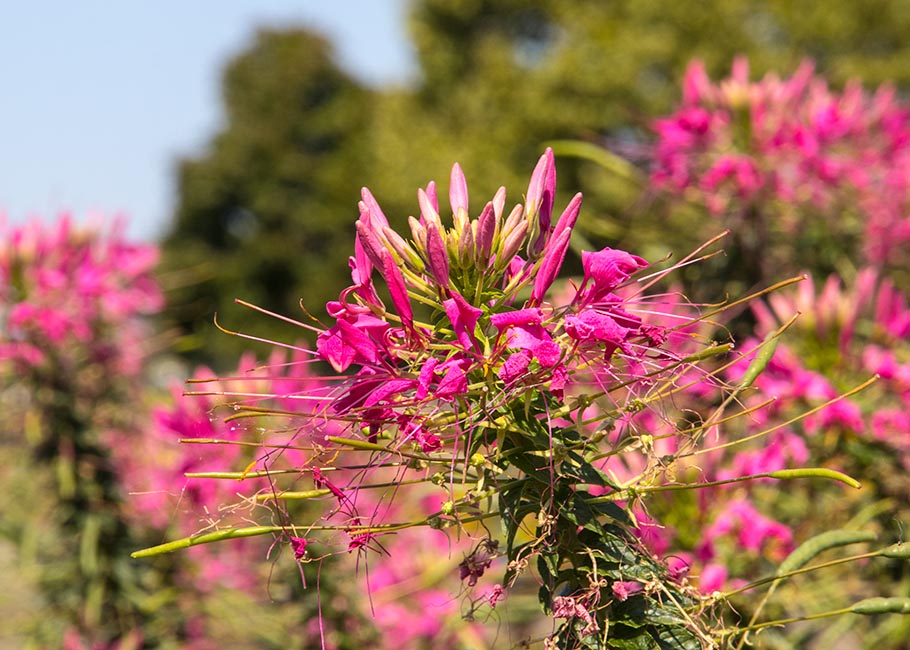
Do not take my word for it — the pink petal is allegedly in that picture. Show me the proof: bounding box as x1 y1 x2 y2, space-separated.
449 162 469 215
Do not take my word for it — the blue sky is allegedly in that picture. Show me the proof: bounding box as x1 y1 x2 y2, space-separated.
0 2 413 241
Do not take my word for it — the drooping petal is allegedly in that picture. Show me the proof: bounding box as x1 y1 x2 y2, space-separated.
491 308 543 328
381 252 413 329
435 363 467 398
336 318 381 365
443 291 482 350
578 248 648 305
499 350 532 385
316 326 358 372
415 357 439 400
565 310 631 359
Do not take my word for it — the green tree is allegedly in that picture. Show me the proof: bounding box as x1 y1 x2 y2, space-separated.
162 29 372 364
162 1 910 364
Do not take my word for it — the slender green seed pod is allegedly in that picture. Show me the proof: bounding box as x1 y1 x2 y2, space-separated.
768 468 861 489
882 543 910 559
131 526 282 558
738 334 779 390
680 342 733 363
778 530 877 575
851 597 910 615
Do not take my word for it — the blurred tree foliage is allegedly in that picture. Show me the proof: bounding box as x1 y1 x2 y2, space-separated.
162 0 910 365
162 30 371 363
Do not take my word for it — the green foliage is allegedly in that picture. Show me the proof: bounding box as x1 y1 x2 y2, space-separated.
161 1 910 366
162 29 372 365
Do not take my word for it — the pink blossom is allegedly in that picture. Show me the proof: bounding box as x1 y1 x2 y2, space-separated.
576 248 648 306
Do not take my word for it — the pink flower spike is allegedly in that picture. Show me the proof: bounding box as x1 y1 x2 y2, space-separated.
450 162 469 215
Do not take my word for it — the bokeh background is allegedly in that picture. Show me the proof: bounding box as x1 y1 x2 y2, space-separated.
2 1 908 648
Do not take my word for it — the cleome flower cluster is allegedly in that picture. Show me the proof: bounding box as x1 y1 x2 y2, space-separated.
140 150 833 649
314 148 659 456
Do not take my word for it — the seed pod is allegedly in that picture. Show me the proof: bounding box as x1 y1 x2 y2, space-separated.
778 529 877 576
882 543 910 559
738 333 779 389
851 597 910 615
768 468 861 489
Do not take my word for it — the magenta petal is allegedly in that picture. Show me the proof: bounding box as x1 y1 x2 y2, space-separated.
317 326 357 372
436 364 467 398
580 248 648 303
551 192 583 242
443 292 483 349
531 228 572 304
363 378 416 407
381 252 413 328
491 308 543 328
351 238 373 286
565 310 630 347
336 319 380 364
499 350 532 384
416 357 439 400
